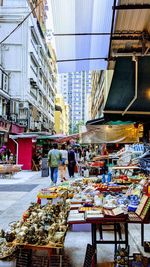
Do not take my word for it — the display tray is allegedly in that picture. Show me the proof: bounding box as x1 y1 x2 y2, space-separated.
12 240 64 249
128 212 142 222
67 212 85 223
103 207 127 218
85 210 104 220
70 203 83 210
78 207 102 213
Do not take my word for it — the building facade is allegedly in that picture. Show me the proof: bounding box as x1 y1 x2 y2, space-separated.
29 0 48 33
59 71 91 133
0 0 56 133
90 70 114 120
54 93 69 135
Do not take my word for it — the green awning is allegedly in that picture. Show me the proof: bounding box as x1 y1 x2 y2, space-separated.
104 56 150 118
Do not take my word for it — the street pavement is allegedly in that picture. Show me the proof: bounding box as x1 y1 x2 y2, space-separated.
0 171 50 230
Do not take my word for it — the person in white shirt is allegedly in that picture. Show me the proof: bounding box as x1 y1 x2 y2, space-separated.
59 144 68 182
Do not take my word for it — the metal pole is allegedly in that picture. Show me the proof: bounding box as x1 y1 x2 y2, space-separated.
108 0 117 59
10 138 18 164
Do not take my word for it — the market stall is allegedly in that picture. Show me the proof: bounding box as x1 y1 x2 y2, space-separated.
0 199 70 261
0 172 150 265
0 164 22 178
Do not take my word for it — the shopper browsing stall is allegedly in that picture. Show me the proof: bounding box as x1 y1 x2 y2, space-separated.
59 144 68 182
68 146 76 178
48 143 62 185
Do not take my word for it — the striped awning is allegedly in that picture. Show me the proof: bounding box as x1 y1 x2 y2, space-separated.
50 0 115 73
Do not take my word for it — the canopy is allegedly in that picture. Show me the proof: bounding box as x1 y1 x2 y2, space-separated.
80 124 139 144
50 0 115 72
104 57 150 122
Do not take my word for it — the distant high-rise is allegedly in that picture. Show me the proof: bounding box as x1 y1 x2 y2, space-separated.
59 71 91 133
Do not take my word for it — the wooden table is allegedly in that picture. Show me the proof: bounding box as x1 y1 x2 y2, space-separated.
68 216 129 265
68 214 149 265
0 164 22 178
111 165 140 175
78 163 101 176
93 155 119 165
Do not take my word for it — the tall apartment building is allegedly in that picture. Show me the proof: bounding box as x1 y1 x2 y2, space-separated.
0 0 56 134
59 71 91 133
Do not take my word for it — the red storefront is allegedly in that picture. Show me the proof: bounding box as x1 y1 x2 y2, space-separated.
9 135 37 170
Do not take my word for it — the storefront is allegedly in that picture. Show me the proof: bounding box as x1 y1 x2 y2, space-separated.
9 134 37 170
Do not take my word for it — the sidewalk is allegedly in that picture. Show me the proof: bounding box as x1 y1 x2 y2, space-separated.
0 170 50 229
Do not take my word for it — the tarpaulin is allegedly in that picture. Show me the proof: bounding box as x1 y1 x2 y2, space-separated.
80 124 139 144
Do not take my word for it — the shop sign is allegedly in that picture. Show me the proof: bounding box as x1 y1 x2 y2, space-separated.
11 124 24 134
0 120 11 132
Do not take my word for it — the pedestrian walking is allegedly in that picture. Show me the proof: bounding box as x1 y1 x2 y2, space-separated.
68 147 76 178
48 143 62 185
59 144 68 182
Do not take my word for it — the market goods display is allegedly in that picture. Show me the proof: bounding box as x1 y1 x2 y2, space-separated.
0 202 70 259
37 185 74 199
0 164 22 175
66 176 150 223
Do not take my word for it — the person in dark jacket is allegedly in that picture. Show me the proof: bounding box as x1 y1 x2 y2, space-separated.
68 147 76 178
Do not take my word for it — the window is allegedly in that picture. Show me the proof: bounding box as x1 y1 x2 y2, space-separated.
1 73 8 93
39 71 42 84
39 92 42 104
30 55 38 76
30 86 37 99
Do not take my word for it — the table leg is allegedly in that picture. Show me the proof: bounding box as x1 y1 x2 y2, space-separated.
124 223 128 247
99 224 103 240
141 223 144 246
91 224 97 265
114 223 117 252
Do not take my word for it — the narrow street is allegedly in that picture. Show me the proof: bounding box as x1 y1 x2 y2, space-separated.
0 1 150 265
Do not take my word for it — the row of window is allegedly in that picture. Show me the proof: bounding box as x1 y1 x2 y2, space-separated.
30 55 55 100
30 88 54 114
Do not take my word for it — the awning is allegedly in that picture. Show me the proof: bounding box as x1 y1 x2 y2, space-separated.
86 118 133 126
37 134 66 140
86 117 105 125
56 133 80 143
80 124 139 144
50 0 115 72
104 56 150 122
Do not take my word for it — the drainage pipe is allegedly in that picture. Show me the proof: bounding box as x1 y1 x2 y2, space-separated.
122 57 138 116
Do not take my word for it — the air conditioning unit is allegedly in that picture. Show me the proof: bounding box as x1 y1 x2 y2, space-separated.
19 102 24 109
19 121 27 127
2 115 7 120
19 102 28 109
